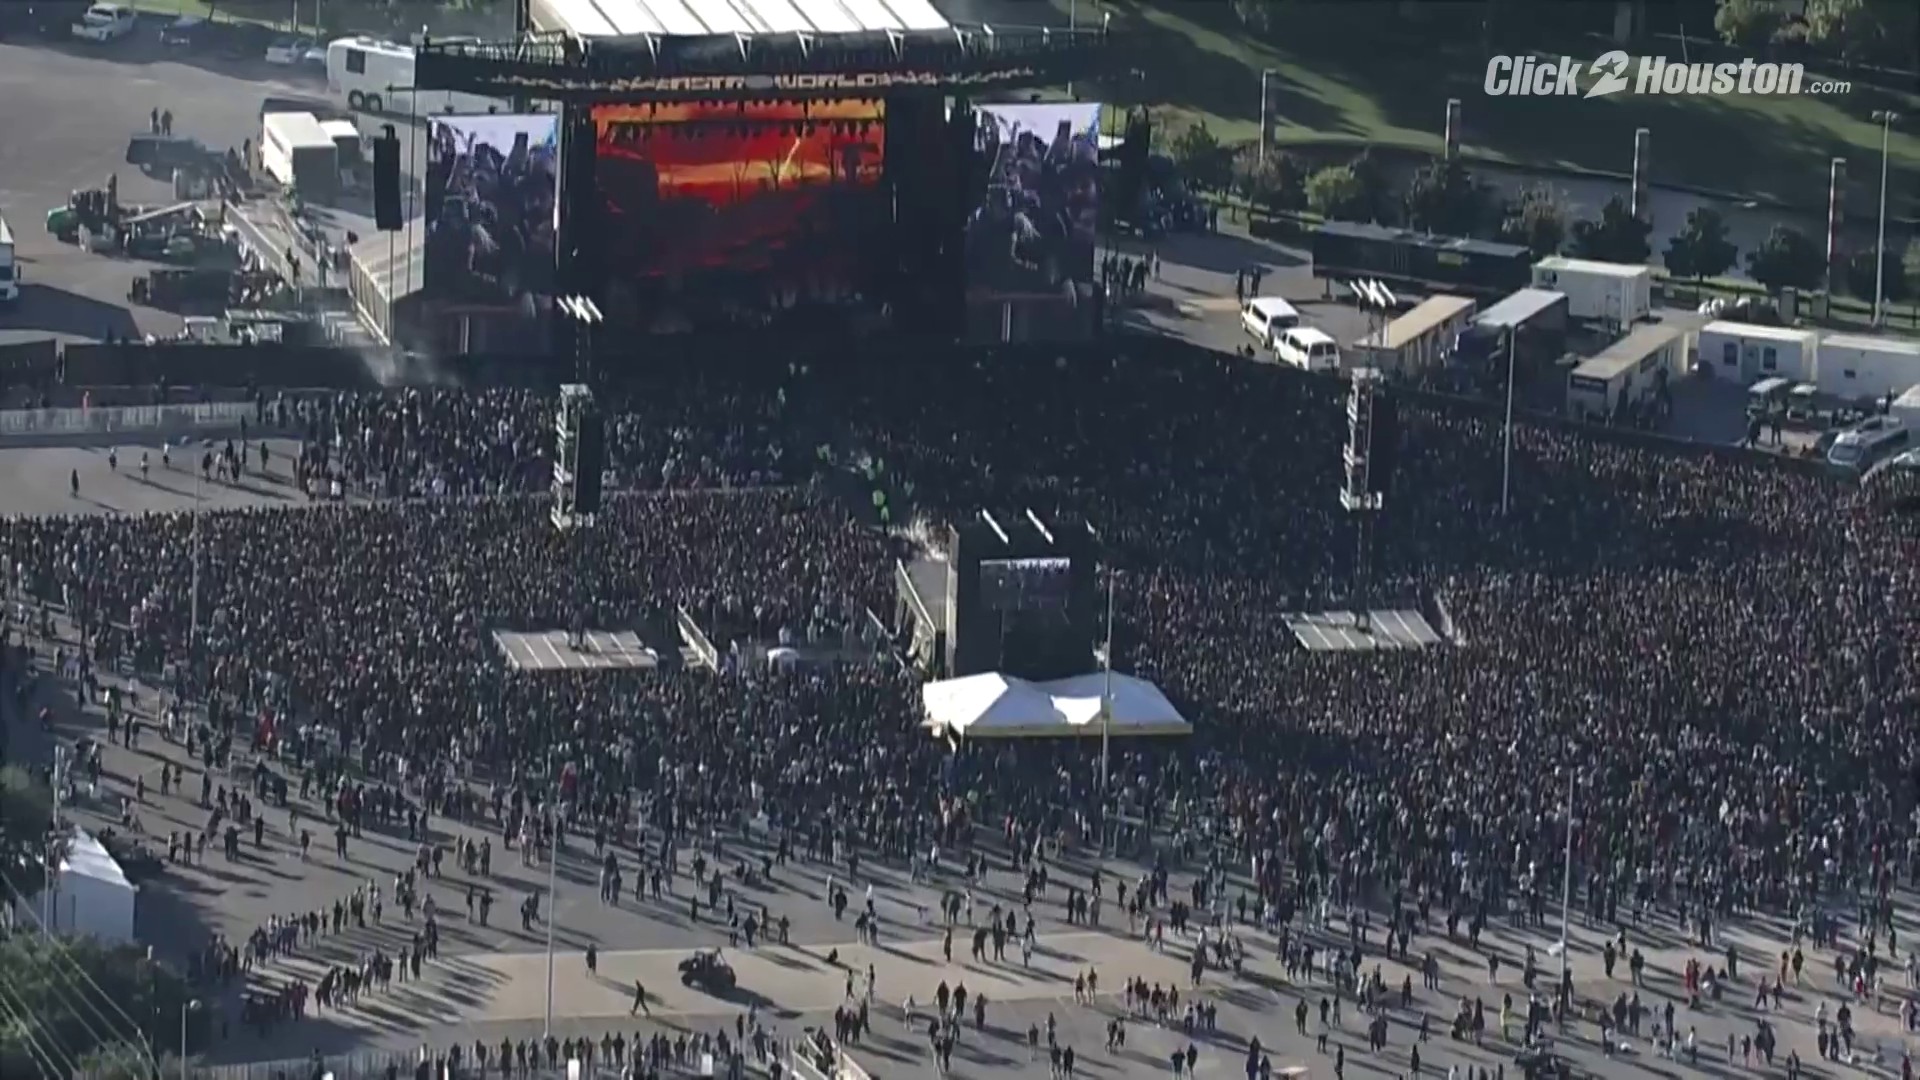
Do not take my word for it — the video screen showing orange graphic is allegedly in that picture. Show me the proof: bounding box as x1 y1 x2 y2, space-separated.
592 99 886 280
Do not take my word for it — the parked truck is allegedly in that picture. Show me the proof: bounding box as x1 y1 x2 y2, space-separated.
1531 256 1652 329
0 214 18 303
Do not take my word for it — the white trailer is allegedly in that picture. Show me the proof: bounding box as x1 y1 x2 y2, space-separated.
1531 256 1652 328
1696 321 1818 383
1814 332 1920 403
1888 384 1920 432
0 214 17 302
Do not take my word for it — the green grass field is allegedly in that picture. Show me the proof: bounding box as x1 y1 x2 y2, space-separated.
1061 0 1919 215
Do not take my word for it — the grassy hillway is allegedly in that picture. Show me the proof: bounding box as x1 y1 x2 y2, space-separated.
1028 0 1918 219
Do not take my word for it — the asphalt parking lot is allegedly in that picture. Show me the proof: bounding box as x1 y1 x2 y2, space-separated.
0 27 325 347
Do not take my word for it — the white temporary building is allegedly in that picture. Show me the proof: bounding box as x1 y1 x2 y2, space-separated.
922 671 1191 739
13 828 138 944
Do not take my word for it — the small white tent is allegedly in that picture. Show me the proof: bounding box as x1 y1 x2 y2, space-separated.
922 671 1191 739
15 828 138 944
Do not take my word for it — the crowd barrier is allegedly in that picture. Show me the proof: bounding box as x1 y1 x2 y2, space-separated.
0 334 1865 482
0 402 259 438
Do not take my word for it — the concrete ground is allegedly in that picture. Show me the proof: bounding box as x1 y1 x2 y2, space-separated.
0 448 1916 1078
0 32 325 346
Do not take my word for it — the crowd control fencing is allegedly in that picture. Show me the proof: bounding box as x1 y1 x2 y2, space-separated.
166 1053 717 1080
0 401 259 438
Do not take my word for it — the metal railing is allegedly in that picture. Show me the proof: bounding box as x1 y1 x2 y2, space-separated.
0 402 258 437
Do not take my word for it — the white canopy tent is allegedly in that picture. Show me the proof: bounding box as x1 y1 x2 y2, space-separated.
12 828 137 944
922 671 1191 740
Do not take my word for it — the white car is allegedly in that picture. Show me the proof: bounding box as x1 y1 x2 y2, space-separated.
71 3 137 42
264 36 316 65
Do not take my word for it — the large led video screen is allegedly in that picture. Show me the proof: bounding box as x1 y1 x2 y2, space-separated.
593 99 888 333
424 113 559 309
966 102 1102 298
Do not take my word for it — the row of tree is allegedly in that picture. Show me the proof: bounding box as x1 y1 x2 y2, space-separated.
1169 121 1912 300
0 932 204 1080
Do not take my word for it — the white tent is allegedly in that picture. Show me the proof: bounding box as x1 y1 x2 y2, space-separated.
14 828 138 944
922 671 1191 739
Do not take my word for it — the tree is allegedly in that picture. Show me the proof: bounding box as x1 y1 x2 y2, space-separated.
0 765 52 886
1403 157 1492 237
1843 245 1912 301
1714 0 1791 49
0 935 202 1080
1169 121 1231 195
1345 147 1399 225
1568 195 1653 264
1232 150 1307 215
1746 224 1825 292
1498 185 1571 258
1663 207 1739 283
1306 165 1366 220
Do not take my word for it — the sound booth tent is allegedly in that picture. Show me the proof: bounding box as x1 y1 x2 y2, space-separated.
921 671 1191 740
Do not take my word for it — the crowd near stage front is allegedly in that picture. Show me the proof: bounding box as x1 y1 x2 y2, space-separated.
411 19 1112 366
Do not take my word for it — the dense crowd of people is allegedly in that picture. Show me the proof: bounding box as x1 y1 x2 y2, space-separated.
5 344 1918 976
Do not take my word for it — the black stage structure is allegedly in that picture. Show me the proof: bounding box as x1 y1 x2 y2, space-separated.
414 26 1113 379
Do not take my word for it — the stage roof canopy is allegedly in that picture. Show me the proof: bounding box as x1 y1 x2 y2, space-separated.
923 671 1191 740
532 0 950 37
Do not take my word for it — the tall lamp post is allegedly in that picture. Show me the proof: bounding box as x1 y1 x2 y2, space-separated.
1546 770 1575 1002
1500 324 1517 516
179 999 201 1080
1258 69 1278 166
1098 568 1117 854
1871 110 1900 327
543 751 561 1038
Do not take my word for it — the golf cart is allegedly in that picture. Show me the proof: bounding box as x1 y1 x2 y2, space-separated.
678 949 736 993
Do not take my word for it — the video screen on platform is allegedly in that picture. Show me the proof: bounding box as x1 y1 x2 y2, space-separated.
423 113 559 309
592 99 888 334
980 557 1074 613
966 103 1102 298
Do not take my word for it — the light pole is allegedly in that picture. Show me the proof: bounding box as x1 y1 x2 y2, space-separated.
1871 110 1899 327
1555 770 1574 993
189 467 202 646
1258 69 1278 166
543 754 560 1038
1499 324 1516 516
1098 568 1116 852
180 999 201 1080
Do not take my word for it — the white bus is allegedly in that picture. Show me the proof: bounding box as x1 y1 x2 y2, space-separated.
261 112 340 199
325 37 507 118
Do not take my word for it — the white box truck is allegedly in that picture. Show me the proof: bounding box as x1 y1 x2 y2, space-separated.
1531 256 1652 328
0 214 18 303
1814 333 1920 402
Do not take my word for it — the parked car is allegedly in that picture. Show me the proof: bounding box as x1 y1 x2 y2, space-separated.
71 2 137 42
263 35 317 65
158 14 204 46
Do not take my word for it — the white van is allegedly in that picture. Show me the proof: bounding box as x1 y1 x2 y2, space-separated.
1276 326 1341 372
1241 296 1299 349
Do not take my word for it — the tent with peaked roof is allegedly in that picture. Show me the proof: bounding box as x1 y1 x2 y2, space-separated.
921 671 1191 740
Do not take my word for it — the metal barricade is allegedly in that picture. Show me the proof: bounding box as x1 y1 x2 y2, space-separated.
0 402 257 437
